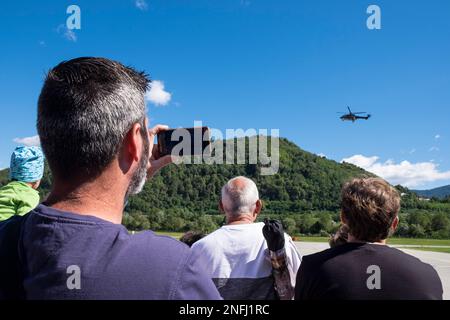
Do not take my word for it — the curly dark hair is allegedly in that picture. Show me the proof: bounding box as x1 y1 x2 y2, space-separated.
341 178 400 242
179 231 205 247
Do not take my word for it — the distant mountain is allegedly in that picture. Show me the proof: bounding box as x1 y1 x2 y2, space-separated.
413 185 450 200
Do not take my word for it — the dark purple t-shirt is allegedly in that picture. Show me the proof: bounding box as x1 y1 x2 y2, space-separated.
18 204 222 300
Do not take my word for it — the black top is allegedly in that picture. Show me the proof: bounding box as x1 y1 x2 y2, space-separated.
295 243 443 300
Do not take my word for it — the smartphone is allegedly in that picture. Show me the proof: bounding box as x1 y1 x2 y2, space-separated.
157 126 211 157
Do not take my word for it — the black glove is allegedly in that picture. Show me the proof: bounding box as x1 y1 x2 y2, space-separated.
262 219 285 251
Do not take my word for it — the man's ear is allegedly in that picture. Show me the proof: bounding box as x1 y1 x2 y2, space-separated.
391 216 399 232
254 199 262 216
119 122 144 174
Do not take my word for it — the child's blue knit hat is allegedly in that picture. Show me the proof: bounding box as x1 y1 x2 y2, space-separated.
9 146 45 183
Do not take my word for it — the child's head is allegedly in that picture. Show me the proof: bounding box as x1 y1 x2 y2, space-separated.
329 224 349 248
10 146 45 189
179 231 205 247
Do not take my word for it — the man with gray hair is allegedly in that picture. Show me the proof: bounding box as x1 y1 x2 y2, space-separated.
0 57 221 300
191 176 302 300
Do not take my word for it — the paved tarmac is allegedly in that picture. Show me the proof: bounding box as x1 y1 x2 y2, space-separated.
294 242 450 300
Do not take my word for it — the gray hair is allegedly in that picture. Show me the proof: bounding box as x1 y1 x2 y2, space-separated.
221 176 259 216
37 57 149 179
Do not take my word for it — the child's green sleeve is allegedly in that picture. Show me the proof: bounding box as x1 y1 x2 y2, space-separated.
15 187 40 216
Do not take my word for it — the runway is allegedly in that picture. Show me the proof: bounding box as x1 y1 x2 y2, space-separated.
294 242 450 300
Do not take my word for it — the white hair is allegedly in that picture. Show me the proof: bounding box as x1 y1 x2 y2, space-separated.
221 176 259 216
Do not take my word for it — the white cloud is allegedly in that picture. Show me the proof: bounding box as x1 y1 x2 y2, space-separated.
435 134 441 139
341 154 450 188
13 135 41 147
135 0 149 11
343 155 379 168
145 80 172 106
56 24 77 42
316 153 326 158
409 148 416 154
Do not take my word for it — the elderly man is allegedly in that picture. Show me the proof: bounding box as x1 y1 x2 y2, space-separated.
191 176 302 300
295 178 443 300
0 57 221 300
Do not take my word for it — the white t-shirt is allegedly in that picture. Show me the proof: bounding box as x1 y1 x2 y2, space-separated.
191 222 302 299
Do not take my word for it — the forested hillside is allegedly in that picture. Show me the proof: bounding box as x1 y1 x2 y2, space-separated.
130 137 370 214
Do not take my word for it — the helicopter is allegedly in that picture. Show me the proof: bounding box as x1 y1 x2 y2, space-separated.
338 106 371 122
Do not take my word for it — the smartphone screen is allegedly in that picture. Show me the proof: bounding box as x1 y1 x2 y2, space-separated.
157 127 211 157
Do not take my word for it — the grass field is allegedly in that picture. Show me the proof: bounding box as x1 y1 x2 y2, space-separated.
156 232 450 246
155 231 184 239
297 236 450 247
297 236 450 253
155 231 450 253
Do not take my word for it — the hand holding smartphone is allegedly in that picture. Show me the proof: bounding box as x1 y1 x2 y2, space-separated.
157 126 211 157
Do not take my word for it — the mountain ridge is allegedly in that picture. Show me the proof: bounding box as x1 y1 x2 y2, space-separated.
413 185 450 200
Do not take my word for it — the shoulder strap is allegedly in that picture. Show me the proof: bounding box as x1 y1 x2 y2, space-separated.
0 213 28 300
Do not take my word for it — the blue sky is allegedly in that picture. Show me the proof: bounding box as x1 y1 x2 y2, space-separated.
0 0 449 189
